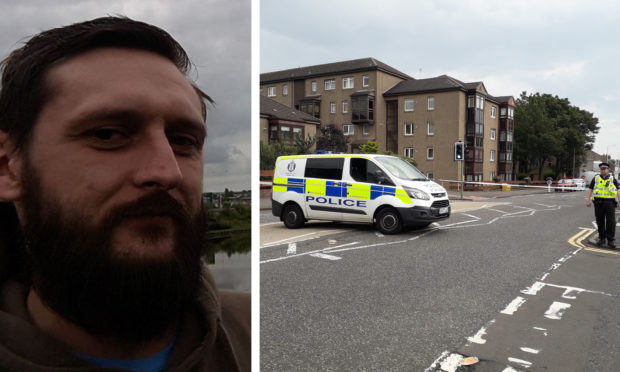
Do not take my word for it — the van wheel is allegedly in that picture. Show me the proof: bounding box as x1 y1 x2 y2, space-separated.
283 204 305 229
376 208 402 234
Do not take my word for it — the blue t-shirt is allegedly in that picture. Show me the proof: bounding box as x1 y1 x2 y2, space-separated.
74 336 176 372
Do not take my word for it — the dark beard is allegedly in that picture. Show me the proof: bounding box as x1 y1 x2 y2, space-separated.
21 164 206 342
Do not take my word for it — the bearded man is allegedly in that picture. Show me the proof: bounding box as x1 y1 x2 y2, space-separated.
0 17 250 372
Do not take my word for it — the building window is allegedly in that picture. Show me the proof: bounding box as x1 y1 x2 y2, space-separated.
468 95 475 108
404 123 414 136
363 124 369 135
282 84 288 96
508 107 514 119
404 147 414 159
490 128 496 140
476 95 484 109
507 132 513 141
428 97 435 110
362 75 369 87
427 172 434 179
351 95 374 124
267 86 276 97
343 77 354 89
404 98 414 112
490 171 495 180
427 122 434 136
342 100 349 113
330 101 336 114
299 99 321 119
491 106 497 118
490 150 495 162
311 81 317 92
343 124 354 136
427 147 434 160
325 79 336 90
269 124 305 143
500 107 507 117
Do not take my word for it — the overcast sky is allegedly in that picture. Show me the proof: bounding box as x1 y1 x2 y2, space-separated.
0 0 250 192
261 0 620 160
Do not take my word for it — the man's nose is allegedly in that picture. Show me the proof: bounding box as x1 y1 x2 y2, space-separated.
132 132 182 190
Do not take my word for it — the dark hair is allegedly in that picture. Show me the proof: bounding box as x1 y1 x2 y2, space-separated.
0 16 211 150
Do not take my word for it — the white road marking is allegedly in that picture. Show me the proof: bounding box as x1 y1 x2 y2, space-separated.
533 202 555 208
260 221 283 226
261 230 341 248
485 207 509 214
260 241 360 264
522 281 545 295
375 231 384 238
309 253 341 261
467 320 494 345
520 347 540 354
500 296 527 315
425 351 462 372
328 239 337 244
508 357 532 368
501 367 520 372
544 301 571 320
286 243 296 255
533 326 548 336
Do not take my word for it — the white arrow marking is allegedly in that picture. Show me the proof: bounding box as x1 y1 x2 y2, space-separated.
286 243 296 255
309 253 341 261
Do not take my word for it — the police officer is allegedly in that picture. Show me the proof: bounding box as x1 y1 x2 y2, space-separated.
586 162 620 248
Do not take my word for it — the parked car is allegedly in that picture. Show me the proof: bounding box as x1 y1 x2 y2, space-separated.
555 179 576 192
572 178 586 191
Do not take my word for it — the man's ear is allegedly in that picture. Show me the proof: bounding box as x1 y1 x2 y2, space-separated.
0 131 23 201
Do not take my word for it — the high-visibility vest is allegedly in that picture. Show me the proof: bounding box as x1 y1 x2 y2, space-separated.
593 175 617 199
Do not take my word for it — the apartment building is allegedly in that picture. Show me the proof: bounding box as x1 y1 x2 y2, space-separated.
260 58 515 181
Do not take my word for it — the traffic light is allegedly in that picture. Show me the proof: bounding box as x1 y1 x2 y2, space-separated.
454 141 464 161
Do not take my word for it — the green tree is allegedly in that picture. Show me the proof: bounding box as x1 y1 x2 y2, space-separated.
514 92 599 178
260 140 296 170
293 133 317 155
359 141 379 154
315 124 348 153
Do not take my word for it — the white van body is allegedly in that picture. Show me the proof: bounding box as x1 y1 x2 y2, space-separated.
271 154 451 234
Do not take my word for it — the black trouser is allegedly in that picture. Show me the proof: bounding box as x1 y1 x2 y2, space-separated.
594 199 617 241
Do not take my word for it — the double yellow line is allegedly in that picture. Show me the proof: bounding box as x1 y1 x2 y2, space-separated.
569 228 620 255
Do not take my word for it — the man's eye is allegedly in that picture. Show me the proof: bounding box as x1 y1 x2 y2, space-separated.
169 134 201 151
92 128 125 141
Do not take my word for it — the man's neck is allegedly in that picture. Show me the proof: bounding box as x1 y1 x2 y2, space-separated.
26 289 177 359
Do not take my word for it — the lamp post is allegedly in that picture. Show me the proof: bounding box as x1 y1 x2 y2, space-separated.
607 145 616 174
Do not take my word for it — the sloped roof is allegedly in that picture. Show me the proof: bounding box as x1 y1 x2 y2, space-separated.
260 96 320 124
261 57 413 83
384 74 491 97
493 96 516 105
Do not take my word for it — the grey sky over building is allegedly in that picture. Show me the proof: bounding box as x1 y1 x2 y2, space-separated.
261 0 620 161
0 0 250 192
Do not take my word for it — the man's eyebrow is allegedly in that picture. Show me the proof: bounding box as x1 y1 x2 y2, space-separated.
67 108 144 131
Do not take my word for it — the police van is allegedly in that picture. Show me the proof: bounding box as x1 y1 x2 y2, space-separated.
271 154 451 234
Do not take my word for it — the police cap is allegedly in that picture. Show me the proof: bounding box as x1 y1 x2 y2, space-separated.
599 162 610 169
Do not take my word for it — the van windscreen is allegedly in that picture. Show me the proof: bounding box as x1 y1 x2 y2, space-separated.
375 156 427 181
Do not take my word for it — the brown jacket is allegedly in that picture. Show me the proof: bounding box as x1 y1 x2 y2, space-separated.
0 202 251 372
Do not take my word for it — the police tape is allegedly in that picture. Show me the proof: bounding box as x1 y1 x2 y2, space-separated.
260 180 585 191
433 178 585 191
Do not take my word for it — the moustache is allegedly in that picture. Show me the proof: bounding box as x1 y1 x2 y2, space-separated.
102 191 194 229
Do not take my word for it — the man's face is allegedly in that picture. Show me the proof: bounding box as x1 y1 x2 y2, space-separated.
601 167 609 176
12 48 207 340
18 47 206 258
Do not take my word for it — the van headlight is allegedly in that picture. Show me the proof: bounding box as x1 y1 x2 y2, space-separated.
403 186 430 200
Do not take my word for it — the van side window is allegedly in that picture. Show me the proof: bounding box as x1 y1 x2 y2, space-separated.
350 158 394 185
305 158 344 180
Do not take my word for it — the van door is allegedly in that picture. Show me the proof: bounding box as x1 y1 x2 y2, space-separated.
304 157 344 221
345 157 396 222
